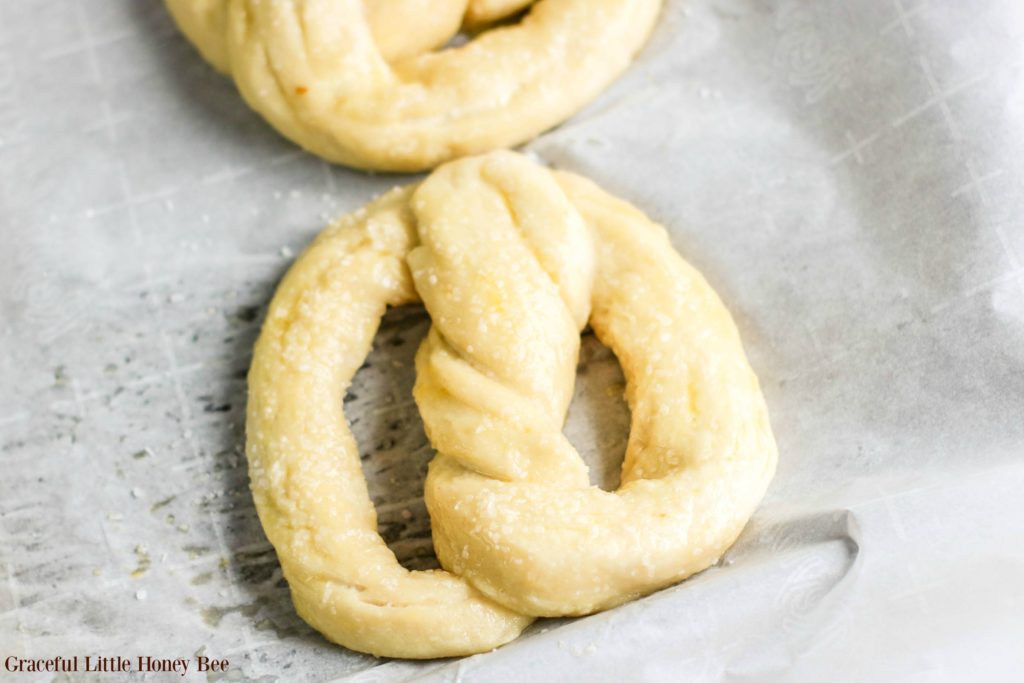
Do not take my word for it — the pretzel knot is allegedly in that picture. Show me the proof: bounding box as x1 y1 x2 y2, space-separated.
247 151 778 658
164 0 662 171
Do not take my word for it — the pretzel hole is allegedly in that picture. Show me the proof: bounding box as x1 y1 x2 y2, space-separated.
443 31 472 49
441 7 529 51
349 306 439 571
568 329 630 492
349 311 631 570
456 6 531 42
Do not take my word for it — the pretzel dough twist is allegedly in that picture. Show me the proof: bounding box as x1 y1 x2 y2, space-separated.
164 0 662 171
247 151 778 658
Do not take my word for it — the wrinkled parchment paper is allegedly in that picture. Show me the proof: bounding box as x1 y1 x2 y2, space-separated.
2 0 1023 681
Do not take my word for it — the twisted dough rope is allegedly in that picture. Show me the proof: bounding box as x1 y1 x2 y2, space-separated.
165 0 662 171
247 151 778 658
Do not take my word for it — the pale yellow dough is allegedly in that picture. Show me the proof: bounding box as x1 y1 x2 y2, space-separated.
246 151 778 658
164 0 662 171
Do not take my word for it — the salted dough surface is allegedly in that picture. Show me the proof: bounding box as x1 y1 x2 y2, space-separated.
164 0 663 171
246 151 778 658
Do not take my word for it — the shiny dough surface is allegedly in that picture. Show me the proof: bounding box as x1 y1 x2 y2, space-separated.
246 151 778 658
164 0 662 171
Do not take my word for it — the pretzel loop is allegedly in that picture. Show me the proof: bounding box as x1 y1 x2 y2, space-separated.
165 0 662 171
247 152 778 658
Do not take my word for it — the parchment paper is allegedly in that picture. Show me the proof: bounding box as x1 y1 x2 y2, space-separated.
1 0 1023 681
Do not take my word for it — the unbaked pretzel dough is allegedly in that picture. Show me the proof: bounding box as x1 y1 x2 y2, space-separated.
165 0 662 171
246 151 778 658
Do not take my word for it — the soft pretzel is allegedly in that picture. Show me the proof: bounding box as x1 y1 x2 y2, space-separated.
246 151 778 658
165 0 662 171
